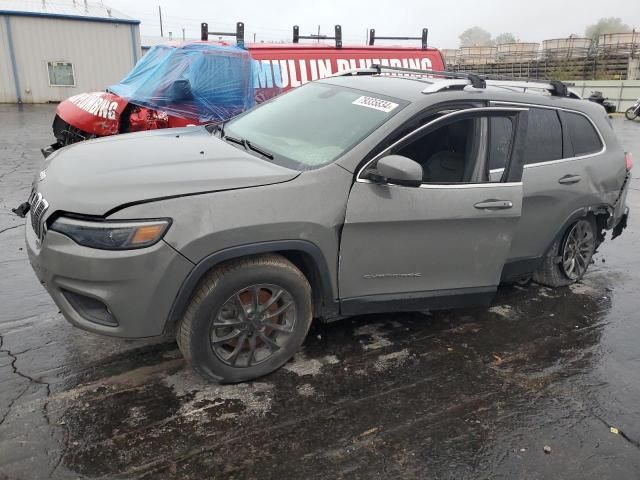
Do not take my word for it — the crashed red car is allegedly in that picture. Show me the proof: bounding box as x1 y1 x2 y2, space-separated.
46 22 445 156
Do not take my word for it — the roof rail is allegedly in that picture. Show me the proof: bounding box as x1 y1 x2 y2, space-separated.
293 25 343 48
338 65 486 89
200 22 245 48
483 79 569 95
369 28 428 49
336 65 570 97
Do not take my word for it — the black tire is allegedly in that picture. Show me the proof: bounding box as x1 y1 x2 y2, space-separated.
177 254 313 383
626 107 639 121
533 216 597 288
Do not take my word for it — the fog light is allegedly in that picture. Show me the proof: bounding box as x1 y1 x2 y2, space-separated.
61 289 118 327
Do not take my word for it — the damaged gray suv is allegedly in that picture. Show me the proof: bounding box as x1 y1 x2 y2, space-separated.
25 67 631 383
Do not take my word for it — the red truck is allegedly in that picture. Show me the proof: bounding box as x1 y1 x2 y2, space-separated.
45 22 445 156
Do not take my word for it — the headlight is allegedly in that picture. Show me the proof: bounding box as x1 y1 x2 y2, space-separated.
49 217 171 250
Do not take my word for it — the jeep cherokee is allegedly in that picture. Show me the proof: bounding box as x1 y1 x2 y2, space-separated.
24 67 631 383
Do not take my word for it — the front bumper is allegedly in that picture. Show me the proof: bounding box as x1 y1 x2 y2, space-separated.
25 213 193 338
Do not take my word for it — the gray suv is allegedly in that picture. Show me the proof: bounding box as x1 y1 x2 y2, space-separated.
25 67 630 383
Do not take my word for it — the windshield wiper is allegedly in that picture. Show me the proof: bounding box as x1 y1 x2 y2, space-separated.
223 134 274 160
246 141 274 160
224 135 248 149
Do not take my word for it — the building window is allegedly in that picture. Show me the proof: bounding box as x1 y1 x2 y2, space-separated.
47 61 75 86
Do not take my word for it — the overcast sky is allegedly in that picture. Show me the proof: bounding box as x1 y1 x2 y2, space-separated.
104 0 640 48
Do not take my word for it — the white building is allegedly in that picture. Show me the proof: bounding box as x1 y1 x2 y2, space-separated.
0 0 141 103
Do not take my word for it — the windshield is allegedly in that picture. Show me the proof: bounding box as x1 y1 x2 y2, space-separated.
223 83 406 170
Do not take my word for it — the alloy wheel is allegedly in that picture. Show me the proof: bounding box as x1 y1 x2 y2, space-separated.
561 219 595 280
210 284 296 367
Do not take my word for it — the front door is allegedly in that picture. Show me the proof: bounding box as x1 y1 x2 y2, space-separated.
339 107 529 313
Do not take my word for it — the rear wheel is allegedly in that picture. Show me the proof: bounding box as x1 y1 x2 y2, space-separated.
533 217 597 288
177 254 313 383
626 107 639 120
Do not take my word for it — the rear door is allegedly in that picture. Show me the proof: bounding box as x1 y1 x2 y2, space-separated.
489 105 605 262
338 107 529 312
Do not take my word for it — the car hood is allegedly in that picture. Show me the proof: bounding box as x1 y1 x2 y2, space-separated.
37 127 300 217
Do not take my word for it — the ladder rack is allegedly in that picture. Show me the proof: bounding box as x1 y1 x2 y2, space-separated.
200 21 430 51
200 22 245 48
293 25 342 48
369 28 428 49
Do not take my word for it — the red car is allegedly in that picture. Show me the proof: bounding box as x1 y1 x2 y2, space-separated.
45 22 445 156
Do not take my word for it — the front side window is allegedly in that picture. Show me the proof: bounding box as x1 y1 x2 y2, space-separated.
564 112 603 156
224 83 406 170
47 61 75 86
382 114 515 184
394 118 483 183
523 108 562 164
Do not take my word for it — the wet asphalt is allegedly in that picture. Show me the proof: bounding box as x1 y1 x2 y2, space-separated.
0 104 639 480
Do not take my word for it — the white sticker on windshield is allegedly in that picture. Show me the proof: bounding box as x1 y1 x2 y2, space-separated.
352 96 399 113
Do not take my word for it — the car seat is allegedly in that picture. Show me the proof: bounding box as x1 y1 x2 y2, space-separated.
423 121 469 182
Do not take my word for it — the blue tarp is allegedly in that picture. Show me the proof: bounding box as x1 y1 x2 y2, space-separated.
109 43 256 123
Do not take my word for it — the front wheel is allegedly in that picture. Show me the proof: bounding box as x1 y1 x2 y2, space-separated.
626 107 639 120
177 254 313 383
533 217 597 288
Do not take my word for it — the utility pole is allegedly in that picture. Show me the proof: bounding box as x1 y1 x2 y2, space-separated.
158 5 164 37
182 27 185 40
317 24 320 43
253 32 256 42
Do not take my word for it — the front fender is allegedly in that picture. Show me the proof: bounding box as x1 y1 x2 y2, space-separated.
164 240 338 333
105 165 353 324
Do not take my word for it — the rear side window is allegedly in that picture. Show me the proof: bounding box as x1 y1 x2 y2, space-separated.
564 112 603 156
488 117 513 170
523 108 563 164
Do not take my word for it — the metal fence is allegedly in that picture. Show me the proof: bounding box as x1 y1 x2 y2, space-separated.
451 54 639 81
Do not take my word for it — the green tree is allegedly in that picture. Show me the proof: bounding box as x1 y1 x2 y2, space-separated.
459 26 492 47
494 32 517 45
585 17 631 42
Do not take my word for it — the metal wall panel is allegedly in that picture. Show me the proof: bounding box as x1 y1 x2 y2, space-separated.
0 16 20 102
0 14 141 103
572 80 640 111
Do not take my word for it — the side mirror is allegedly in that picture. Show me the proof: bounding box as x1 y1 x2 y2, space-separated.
374 155 423 186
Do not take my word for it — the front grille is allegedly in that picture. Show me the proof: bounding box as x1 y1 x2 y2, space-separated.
52 115 91 146
60 126 91 145
29 191 49 242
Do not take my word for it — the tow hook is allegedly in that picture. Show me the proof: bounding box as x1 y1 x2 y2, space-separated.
12 202 30 218
41 146 55 158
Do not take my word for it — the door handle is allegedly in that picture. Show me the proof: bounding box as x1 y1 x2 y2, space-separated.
558 174 582 185
473 199 513 210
